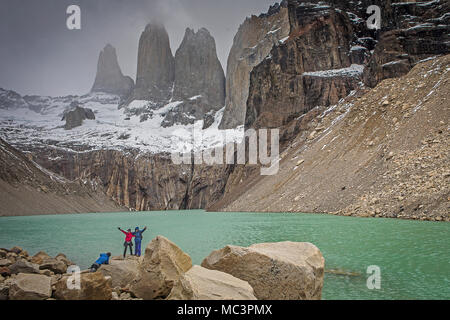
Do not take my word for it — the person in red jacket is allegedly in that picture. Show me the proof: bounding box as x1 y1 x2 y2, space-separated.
118 227 135 258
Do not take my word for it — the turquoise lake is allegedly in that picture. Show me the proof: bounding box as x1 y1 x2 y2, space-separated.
0 210 448 300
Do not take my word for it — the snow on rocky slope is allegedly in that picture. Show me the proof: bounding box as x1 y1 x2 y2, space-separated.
212 55 449 222
0 89 243 154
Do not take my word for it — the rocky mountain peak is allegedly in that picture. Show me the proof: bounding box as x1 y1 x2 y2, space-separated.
91 44 134 98
219 2 290 129
159 27 226 128
131 22 175 103
173 27 225 106
144 22 164 32
265 0 288 17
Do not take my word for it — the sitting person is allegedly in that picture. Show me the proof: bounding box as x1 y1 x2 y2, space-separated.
90 252 111 272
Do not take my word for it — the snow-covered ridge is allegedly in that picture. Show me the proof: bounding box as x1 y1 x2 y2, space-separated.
0 90 244 155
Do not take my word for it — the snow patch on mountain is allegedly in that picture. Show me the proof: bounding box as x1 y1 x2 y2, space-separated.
0 91 244 155
303 64 364 78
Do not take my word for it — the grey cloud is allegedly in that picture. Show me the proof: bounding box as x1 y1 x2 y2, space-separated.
0 0 277 96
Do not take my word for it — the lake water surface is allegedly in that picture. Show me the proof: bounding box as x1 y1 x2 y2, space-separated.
0 210 448 300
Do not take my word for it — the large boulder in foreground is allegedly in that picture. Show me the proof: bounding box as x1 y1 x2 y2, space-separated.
55 253 75 267
39 258 67 274
54 272 112 300
0 259 10 267
9 273 52 300
129 236 192 300
9 259 40 275
99 256 140 288
31 251 51 265
201 242 325 300
168 265 257 300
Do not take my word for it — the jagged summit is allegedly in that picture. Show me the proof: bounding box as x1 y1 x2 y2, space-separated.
160 27 226 128
123 25 226 128
173 27 225 106
91 44 134 98
183 27 211 37
263 0 288 17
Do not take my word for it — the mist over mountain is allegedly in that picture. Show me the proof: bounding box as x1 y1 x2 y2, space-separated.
0 0 278 96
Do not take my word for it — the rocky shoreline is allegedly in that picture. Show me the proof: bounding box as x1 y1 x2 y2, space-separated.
0 237 325 300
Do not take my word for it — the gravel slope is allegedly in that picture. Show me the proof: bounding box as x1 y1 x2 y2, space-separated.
213 55 449 221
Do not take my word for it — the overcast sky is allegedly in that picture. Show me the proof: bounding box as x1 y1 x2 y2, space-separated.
0 0 278 96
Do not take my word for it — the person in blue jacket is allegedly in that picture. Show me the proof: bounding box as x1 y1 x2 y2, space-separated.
133 226 147 257
90 252 111 272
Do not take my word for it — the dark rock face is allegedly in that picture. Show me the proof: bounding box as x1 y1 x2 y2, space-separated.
288 0 395 29
62 106 95 130
160 28 225 128
0 139 122 216
127 24 225 128
91 44 134 97
244 0 450 129
174 28 225 108
132 23 175 103
209 0 450 217
30 149 233 211
363 1 450 87
245 5 358 129
219 1 290 129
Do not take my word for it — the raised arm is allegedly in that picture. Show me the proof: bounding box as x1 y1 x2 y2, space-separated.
118 227 126 235
142 227 148 233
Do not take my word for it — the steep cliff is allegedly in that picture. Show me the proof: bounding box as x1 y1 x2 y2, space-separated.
244 0 449 129
162 28 226 128
173 28 225 107
125 24 226 129
91 44 134 98
0 139 122 216
212 54 449 222
363 0 450 87
245 3 359 129
131 23 175 103
219 1 290 129
29 149 233 211
209 0 450 221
